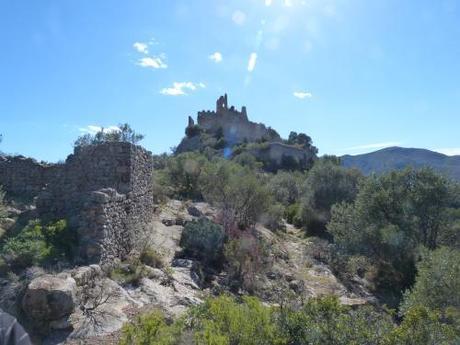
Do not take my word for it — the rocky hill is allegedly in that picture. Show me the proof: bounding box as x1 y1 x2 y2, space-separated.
0 198 370 344
341 146 460 181
176 94 318 171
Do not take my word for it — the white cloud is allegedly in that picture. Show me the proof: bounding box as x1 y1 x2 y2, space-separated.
434 148 460 156
137 56 167 69
160 82 206 96
232 10 246 25
247 52 257 72
133 42 149 54
284 0 293 7
209 51 223 63
79 125 120 135
265 0 273 6
293 91 313 99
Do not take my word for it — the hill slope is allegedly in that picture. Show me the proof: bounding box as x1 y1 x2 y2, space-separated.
341 147 460 181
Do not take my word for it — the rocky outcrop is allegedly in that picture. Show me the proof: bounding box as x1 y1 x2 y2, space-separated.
22 274 78 332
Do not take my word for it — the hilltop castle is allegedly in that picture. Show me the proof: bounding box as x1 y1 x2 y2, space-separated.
176 94 317 171
182 94 281 149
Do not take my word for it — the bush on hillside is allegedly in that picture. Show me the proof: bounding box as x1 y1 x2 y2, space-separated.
164 152 209 200
1 219 73 270
180 218 225 266
400 247 460 316
120 309 183 345
267 171 304 206
191 295 283 345
201 159 271 230
300 158 362 237
327 168 458 304
140 247 165 269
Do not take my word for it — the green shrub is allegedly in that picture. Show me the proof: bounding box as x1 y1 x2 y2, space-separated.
278 296 393 345
0 257 9 277
300 158 362 236
41 219 75 259
191 295 284 345
385 305 460 345
284 203 302 227
232 152 262 170
260 203 285 231
1 221 51 269
327 168 457 304
120 309 183 345
152 170 170 204
268 172 303 206
1 219 75 270
109 261 146 286
400 247 460 316
201 160 271 230
164 152 209 200
180 218 225 266
140 247 164 269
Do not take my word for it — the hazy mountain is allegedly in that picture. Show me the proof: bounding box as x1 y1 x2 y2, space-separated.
341 147 460 181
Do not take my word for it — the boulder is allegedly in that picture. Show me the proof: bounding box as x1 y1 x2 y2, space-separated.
22 274 77 331
72 265 103 286
187 205 202 218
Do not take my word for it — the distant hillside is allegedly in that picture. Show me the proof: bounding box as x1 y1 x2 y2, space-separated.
341 147 460 181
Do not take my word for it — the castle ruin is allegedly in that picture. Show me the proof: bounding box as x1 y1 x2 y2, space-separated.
189 94 281 146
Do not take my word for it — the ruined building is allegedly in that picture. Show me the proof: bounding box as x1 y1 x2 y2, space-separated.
177 94 317 170
184 94 281 146
0 142 154 264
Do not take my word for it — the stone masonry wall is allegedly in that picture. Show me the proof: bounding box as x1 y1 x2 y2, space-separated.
0 155 59 198
195 94 282 146
37 142 155 263
0 142 155 264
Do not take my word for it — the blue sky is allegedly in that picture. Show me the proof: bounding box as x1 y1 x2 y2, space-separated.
0 0 459 162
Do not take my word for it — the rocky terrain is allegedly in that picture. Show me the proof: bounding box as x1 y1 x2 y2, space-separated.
0 199 371 344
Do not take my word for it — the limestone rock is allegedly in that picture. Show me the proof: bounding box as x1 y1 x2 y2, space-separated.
22 274 77 331
72 265 103 286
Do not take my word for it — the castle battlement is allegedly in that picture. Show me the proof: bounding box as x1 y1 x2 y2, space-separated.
177 94 282 152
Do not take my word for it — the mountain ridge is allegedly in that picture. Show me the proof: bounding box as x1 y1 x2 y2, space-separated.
341 146 460 180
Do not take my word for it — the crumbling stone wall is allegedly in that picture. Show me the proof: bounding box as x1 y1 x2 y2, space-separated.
37 142 154 263
0 155 59 197
195 94 281 145
0 142 155 264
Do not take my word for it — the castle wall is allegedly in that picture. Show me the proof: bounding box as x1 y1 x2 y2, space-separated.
197 109 280 145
